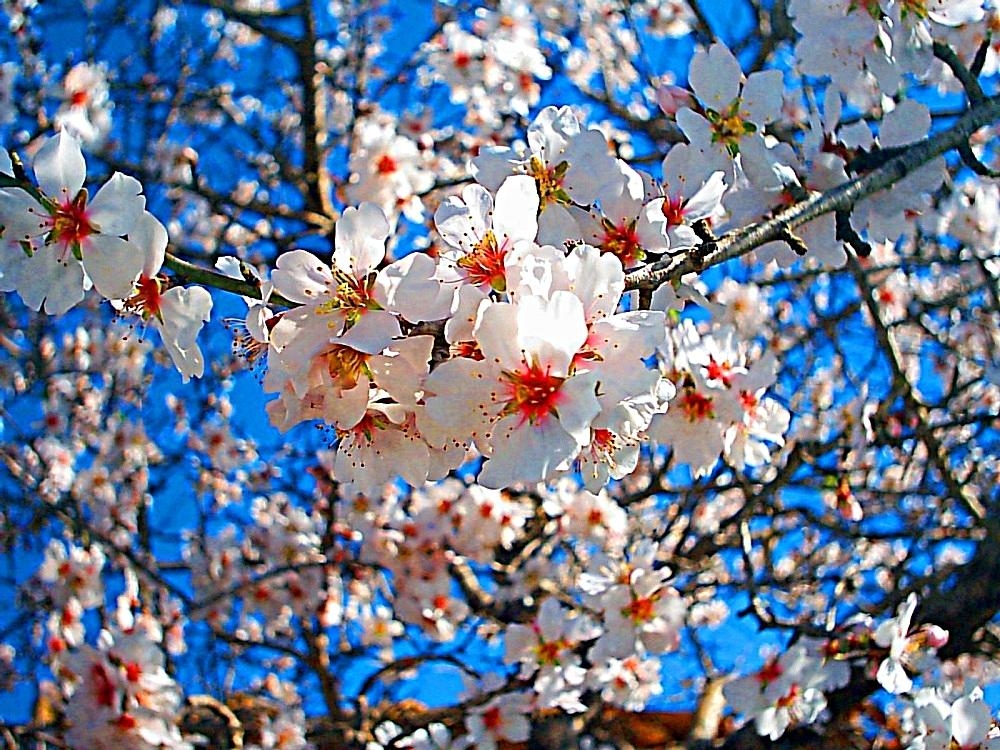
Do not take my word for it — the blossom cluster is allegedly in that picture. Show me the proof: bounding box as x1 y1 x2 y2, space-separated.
0 134 212 381
226 102 793 496
42 568 192 750
722 594 996 744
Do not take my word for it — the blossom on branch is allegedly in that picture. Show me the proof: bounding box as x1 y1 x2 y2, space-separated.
0 132 145 311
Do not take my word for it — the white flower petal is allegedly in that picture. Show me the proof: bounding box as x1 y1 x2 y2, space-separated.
493 175 539 244
689 44 741 111
82 234 143 300
156 285 213 381
33 132 86 197
334 202 389 275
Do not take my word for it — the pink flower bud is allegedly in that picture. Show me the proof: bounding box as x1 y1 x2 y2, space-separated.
921 625 949 648
656 84 694 117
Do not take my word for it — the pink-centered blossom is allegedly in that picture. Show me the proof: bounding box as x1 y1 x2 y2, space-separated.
472 105 618 246
435 175 538 292
0 132 145 311
874 592 949 694
116 211 213 382
424 290 601 488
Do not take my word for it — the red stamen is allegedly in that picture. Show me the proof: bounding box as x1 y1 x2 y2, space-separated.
624 596 656 623
123 661 142 683
91 662 117 708
114 713 138 731
600 220 644 266
501 361 565 425
705 357 732 386
482 705 503 731
661 195 686 227
375 154 398 175
49 196 95 252
680 390 714 422
457 231 508 291
755 658 783 686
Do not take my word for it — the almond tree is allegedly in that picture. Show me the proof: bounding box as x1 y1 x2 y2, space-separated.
0 1 999 748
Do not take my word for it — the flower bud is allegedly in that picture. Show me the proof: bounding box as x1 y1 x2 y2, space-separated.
921 624 949 649
656 84 694 117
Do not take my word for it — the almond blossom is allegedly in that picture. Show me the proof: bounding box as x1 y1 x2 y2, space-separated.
724 643 846 740
725 352 790 471
649 320 788 477
346 116 436 224
504 597 601 711
425 23 498 109
424 290 601 488
0 132 145 311
909 688 1000 750
54 62 113 149
875 593 950 694
677 43 786 190
851 99 946 243
472 105 618 245
61 626 191 750
434 174 539 292
648 361 743 477
265 203 407 432
464 692 532 749
656 143 728 249
589 654 664 711
570 160 670 268
882 0 986 78
116 211 213 382
582 540 686 661
37 539 106 610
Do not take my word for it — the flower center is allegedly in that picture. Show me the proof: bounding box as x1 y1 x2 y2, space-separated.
706 100 756 156
375 154 398 175
482 705 503 731
592 428 615 451
527 156 571 208
501 361 564 425
124 274 165 320
624 595 657 623
48 194 95 254
450 340 484 360
755 658 783 687
536 638 567 666
705 357 734 386
661 194 686 227
123 661 142 683
317 270 378 329
326 345 370 389
339 410 389 445
679 389 714 422
775 682 800 709
599 217 644 266
456 230 508 291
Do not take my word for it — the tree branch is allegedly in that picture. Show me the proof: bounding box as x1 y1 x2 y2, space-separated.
625 94 1000 291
